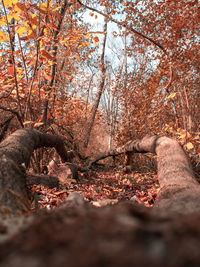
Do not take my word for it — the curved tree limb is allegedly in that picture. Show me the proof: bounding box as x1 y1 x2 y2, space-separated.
90 135 200 215
0 128 74 214
91 135 197 189
1 129 199 216
0 128 73 167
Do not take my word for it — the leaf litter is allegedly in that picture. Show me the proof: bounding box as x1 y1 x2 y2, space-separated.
29 168 160 211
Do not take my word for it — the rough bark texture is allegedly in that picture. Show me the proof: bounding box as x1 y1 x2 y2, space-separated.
26 173 59 189
1 193 200 267
0 131 200 266
0 116 14 142
0 128 72 214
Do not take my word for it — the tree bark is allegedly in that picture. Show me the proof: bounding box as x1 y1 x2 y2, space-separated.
0 116 14 142
90 135 200 215
0 128 73 214
0 131 200 266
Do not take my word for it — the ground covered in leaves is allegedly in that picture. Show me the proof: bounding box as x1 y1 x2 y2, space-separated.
2 164 200 267
3 172 200 267
30 167 160 211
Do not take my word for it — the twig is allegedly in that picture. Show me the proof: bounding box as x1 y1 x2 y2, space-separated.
17 33 28 83
77 0 167 54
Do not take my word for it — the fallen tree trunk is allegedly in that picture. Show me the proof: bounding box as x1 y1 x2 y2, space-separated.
0 131 199 214
0 128 74 214
26 173 59 189
91 136 200 215
0 131 200 266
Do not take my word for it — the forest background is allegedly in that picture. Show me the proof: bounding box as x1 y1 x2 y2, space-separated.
0 0 199 172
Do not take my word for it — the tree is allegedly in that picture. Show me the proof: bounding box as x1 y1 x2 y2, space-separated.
1 0 199 157
0 128 73 213
0 1 200 265
113 0 200 140
0 129 200 266
83 9 108 148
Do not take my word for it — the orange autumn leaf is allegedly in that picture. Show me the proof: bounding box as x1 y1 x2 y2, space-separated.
55 101 62 106
0 31 9 42
34 122 44 127
40 49 54 60
3 0 17 8
14 2 25 12
16 26 27 36
0 17 6 26
8 66 14 76
93 36 99 44
167 92 177 99
47 113 53 119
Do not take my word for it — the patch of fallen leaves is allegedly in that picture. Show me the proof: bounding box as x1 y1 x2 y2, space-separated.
30 185 68 210
29 168 160 210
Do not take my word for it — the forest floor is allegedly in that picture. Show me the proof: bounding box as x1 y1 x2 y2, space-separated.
29 166 160 211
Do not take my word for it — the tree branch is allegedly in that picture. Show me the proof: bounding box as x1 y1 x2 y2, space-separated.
77 0 167 54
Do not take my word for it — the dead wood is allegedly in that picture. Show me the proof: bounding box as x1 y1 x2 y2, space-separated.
0 116 14 142
47 155 87 182
0 128 74 214
48 160 79 182
1 131 200 266
0 130 199 214
91 135 200 215
26 173 59 189
1 194 200 267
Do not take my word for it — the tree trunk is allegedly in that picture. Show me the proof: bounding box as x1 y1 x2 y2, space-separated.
91 135 200 215
41 0 68 125
84 14 108 147
0 131 200 266
0 128 73 214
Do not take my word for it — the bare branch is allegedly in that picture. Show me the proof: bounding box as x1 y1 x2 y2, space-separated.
77 0 167 54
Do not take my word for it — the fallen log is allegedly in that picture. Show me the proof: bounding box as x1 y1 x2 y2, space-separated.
0 131 200 266
91 136 200 215
0 128 75 214
26 173 59 189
